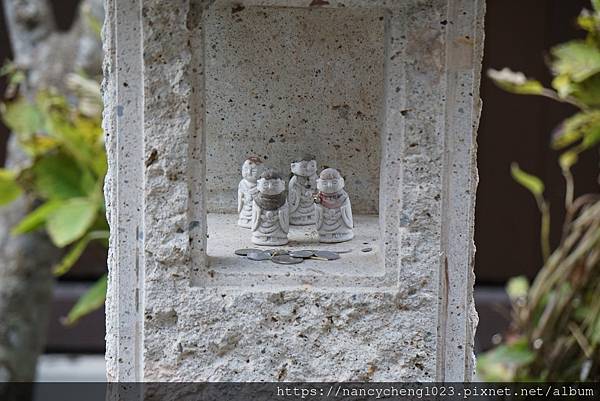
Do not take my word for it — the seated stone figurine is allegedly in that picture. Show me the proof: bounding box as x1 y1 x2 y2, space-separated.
237 157 262 228
315 168 354 243
251 170 289 246
288 155 318 226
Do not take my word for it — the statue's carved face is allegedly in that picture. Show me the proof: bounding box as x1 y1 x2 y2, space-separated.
317 176 344 194
257 178 285 195
242 161 259 182
291 160 317 177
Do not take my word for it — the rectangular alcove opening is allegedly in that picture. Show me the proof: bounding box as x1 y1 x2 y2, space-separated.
201 2 388 282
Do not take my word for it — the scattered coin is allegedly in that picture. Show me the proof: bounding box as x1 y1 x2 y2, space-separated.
361 247 373 253
288 250 314 258
266 249 289 256
239 248 347 263
247 251 272 261
235 248 260 256
313 250 340 260
271 255 304 265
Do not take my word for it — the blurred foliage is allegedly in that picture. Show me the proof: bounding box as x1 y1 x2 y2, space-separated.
0 64 107 325
481 1 600 381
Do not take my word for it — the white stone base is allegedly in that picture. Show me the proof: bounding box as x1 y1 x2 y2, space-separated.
207 213 382 277
318 230 355 243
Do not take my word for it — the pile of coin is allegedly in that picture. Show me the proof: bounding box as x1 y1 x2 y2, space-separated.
234 248 344 265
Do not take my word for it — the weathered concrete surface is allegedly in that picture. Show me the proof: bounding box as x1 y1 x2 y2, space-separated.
205 4 384 214
103 0 485 381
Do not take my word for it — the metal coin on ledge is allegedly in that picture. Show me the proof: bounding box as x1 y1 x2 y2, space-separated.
312 250 340 260
247 251 272 261
266 249 289 256
235 248 261 256
271 255 304 265
288 250 314 258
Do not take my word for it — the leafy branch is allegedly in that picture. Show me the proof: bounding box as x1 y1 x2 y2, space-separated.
479 0 600 382
0 68 107 325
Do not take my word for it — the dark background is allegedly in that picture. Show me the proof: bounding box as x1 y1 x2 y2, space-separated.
0 0 598 354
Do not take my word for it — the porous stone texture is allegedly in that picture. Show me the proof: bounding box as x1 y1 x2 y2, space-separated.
205 4 384 214
103 0 485 381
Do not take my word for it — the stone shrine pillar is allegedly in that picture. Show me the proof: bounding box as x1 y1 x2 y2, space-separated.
103 0 485 381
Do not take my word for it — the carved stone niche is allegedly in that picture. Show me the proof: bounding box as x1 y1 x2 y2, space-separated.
103 0 485 382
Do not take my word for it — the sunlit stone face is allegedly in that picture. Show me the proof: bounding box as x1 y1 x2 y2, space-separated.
242 160 259 183
317 168 344 194
257 178 285 195
291 159 317 177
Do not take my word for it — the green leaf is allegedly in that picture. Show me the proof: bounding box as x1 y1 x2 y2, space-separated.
551 41 600 82
33 90 104 183
506 276 529 301
19 134 60 157
564 74 600 108
503 80 545 96
47 198 98 247
511 163 544 197
54 236 91 277
11 200 62 235
0 169 22 205
0 97 44 137
582 124 600 148
488 69 545 95
45 109 101 174
559 151 579 171
476 359 513 382
33 154 89 200
64 274 107 326
553 111 600 149
75 117 106 178
592 0 600 13
577 13 596 33
552 74 575 98
53 230 108 276
477 338 535 382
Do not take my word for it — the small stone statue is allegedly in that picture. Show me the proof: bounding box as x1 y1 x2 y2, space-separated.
315 168 354 243
251 170 289 246
238 157 261 228
288 155 318 226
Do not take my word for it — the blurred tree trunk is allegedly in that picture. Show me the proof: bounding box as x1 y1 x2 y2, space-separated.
0 0 103 382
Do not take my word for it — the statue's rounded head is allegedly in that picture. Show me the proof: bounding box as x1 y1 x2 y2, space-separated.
242 156 262 182
317 168 344 193
290 154 317 177
257 169 285 195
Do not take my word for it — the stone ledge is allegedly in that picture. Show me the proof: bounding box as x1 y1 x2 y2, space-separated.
204 213 383 287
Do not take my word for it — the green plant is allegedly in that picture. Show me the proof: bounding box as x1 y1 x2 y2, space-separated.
479 1 600 381
0 67 107 325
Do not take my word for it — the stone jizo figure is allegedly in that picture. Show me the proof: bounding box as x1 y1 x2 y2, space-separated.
315 168 354 243
238 157 261 228
288 155 318 226
251 170 289 246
